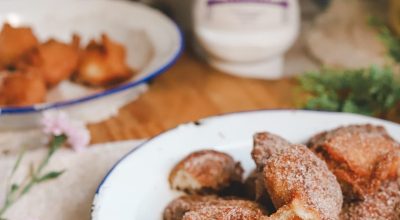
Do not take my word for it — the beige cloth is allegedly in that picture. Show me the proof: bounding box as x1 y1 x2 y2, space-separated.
0 140 144 220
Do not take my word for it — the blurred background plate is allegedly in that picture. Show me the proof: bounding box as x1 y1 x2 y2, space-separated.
92 110 400 220
0 0 183 129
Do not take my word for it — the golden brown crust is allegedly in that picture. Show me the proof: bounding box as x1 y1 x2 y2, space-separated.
74 34 133 87
340 180 400 220
17 38 80 87
165 146 343 220
169 150 243 194
0 23 38 68
0 23 135 107
182 198 267 220
251 133 343 219
251 132 291 171
269 197 320 220
0 71 46 107
163 195 219 220
164 195 267 220
308 124 400 200
164 125 400 220
264 145 343 220
244 170 275 214
250 132 293 215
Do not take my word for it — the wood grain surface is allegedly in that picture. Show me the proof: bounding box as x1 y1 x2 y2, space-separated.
88 53 297 143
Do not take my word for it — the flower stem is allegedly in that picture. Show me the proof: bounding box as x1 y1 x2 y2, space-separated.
0 135 66 218
35 135 66 177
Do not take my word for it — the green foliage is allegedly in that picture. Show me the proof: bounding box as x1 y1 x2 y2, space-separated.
298 66 400 117
369 17 400 63
37 171 65 183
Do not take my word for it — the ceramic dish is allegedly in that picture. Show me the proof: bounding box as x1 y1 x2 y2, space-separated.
92 109 400 220
0 0 182 128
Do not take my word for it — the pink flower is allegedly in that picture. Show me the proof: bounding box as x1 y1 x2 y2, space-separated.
41 110 90 152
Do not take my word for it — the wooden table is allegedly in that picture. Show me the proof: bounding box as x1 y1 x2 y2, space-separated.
89 53 297 143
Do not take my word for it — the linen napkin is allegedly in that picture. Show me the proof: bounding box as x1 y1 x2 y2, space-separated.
0 140 145 220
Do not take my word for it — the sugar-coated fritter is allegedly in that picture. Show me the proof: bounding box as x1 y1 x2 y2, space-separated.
17 36 80 87
169 150 243 194
308 124 400 200
251 132 291 171
0 71 46 107
0 23 38 69
340 180 400 220
75 34 133 87
244 170 275 214
249 132 292 213
263 145 343 220
164 195 268 220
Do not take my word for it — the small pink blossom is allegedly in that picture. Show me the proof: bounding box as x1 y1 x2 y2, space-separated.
41 110 90 152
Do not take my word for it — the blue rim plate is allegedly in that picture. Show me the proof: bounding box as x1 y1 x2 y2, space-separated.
0 0 183 115
92 109 400 219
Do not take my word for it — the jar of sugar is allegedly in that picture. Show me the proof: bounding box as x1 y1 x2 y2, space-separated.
193 0 300 79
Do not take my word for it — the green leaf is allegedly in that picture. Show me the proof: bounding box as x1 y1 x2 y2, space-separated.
10 184 18 193
36 170 65 183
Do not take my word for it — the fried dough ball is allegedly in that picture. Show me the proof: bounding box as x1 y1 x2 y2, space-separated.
182 199 268 220
169 150 243 194
252 133 343 219
163 195 268 220
164 195 216 220
250 133 344 219
263 145 343 220
244 170 275 214
0 71 46 106
75 34 133 87
17 36 80 87
164 192 335 220
244 170 268 203
308 124 400 200
0 23 38 69
251 132 291 171
249 132 292 212
340 180 400 220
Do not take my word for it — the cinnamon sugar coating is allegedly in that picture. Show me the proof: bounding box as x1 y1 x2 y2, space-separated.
308 124 400 199
169 150 243 194
264 145 343 220
341 180 400 220
164 195 267 220
252 132 291 170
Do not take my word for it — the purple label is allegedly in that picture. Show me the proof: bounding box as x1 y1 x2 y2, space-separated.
207 0 288 7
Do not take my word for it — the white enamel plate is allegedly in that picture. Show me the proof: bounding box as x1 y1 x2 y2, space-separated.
0 0 182 128
93 110 400 220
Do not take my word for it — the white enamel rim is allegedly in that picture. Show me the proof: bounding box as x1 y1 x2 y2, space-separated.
92 110 400 220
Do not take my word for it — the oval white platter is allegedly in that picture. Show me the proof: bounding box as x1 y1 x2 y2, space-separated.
0 0 182 128
92 110 400 220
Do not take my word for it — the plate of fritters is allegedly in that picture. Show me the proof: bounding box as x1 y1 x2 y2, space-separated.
93 110 400 220
0 0 182 128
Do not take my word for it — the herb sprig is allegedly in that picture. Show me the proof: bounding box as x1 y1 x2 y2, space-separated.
298 66 400 118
